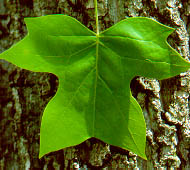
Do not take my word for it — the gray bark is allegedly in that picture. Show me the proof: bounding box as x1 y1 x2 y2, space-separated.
0 0 190 169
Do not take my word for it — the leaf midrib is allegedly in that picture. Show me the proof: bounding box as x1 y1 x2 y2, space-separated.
92 34 99 136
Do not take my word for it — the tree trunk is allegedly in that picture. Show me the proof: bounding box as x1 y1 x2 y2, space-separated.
0 0 190 169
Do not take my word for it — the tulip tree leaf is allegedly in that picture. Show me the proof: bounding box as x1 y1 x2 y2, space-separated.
0 15 190 160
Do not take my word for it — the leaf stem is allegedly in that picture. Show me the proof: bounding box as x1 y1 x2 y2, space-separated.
94 0 99 35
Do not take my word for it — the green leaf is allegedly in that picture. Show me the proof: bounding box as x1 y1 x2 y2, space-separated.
1 14 190 160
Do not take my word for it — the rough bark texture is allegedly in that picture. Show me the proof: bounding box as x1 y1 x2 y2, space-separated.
0 0 190 169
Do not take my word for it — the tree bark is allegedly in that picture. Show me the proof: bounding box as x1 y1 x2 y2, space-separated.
0 0 190 169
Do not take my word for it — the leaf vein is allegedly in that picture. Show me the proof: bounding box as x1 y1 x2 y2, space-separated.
98 75 143 153
99 42 190 68
66 67 96 107
66 42 96 65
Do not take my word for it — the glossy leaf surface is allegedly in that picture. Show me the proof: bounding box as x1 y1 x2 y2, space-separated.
1 15 190 159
